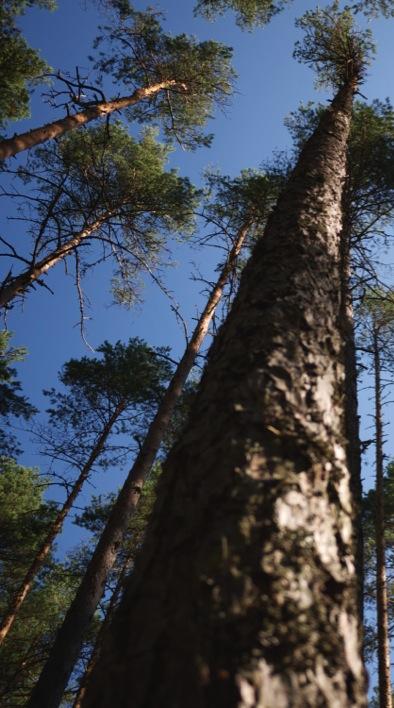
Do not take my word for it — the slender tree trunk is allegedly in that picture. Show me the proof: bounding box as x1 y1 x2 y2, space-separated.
26 223 250 708
83 79 367 708
0 81 181 161
339 195 364 625
0 211 117 308
372 322 392 708
0 400 126 645
73 556 132 708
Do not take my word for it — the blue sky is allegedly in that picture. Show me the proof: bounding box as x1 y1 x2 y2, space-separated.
2 0 394 687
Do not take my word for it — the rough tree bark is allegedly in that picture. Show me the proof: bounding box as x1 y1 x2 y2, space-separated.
26 223 250 708
83 79 367 708
0 81 181 161
0 210 117 309
0 400 126 645
372 321 392 708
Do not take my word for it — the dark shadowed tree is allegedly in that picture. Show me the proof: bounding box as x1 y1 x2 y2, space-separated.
82 6 373 706
0 458 80 706
71 466 161 707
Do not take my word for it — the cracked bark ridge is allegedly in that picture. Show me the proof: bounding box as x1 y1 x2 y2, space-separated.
84 80 367 708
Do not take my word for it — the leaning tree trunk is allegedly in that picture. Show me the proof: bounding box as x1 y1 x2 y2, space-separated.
0 210 118 308
27 222 250 708
0 81 181 161
372 322 392 708
339 189 364 625
83 78 367 708
73 553 134 708
0 400 126 645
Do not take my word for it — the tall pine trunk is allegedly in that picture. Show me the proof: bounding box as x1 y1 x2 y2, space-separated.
0 81 179 161
27 223 249 708
0 400 126 645
83 79 367 708
372 322 392 708
0 211 117 309
339 190 364 625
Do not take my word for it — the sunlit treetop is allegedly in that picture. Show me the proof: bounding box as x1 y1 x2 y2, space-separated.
193 0 394 28
353 0 394 17
6 122 198 307
362 288 394 329
294 2 375 89
203 169 283 239
194 0 290 29
92 5 235 149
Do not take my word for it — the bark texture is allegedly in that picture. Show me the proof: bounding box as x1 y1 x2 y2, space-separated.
26 224 249 708
0 401 125 645
84 80 367 708
0 212 116 309
0 81 178 161
372 324 392 708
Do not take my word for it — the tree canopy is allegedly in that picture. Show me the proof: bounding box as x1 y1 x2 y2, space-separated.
0 331 36 455
0 0 55 130
92 5 235 148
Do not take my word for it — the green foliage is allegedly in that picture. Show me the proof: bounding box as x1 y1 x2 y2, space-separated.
353 0 394 17
194 0 394 25
194 0 290 28
59 338 174 410
92 6 235 148
8 123 197 306
0 457 78 705
41 338 174 470
0 331 36 456
362 289 394 331
204 168 283 240
0 1 54 130
294 2 375 89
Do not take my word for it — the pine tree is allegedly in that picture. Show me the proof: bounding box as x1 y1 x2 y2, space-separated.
360 292 394 708
286 96 394 619
27 170 279 708
0 458 79 705
0 330 36 456
83 7 373 706
0 1 55 132
0 4 234 159
0 124 197 309
194 0 394 25
0 338 172 644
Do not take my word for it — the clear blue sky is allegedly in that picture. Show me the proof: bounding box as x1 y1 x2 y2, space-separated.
2 0 394 687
